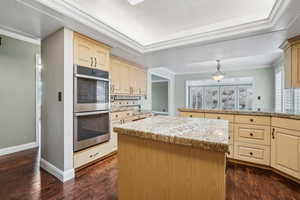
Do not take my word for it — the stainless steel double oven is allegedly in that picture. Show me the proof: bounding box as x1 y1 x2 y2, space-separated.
74 65 110 152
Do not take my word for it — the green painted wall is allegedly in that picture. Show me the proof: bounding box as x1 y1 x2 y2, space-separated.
0 35 40 149
175 67 275 115
152 82 169 112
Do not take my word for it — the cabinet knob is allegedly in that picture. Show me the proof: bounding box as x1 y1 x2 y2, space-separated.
250 133 253 137
250 119 254 122
250 152 253 156
189 115 193 118
217 116 221 119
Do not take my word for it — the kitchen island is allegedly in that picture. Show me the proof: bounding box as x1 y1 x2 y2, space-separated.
114 116 229 200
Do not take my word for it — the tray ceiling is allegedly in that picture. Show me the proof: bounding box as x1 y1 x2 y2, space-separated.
67 0 276 46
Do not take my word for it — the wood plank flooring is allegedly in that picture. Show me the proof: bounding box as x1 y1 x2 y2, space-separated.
0 148 299 200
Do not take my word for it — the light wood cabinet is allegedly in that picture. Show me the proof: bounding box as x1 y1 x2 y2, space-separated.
205 113 234 123
74 35 94 68
94 43 110 72
180 112 205 118
74 32 111 72
280 35 300 88
234 124 271 146
234 142 270 166
234 115 270 126
110 56 147 96
271 127 300 179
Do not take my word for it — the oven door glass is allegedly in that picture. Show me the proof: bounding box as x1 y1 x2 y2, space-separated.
77 78 109 104
75 112 110 151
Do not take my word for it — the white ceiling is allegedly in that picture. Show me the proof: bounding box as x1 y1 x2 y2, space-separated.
0 0 299 74
67 0 276 46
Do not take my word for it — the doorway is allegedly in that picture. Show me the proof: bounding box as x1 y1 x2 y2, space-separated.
151 75 169 115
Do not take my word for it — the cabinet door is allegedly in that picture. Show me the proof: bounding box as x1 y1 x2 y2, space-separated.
74 36 94 68
292 44 300 88
94 44 110 72
110 58 121 93
271 127 300 179
129 66 138 95
120 63 130 95
139 69 147 95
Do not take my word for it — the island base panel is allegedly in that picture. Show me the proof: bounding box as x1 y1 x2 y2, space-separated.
118 134 226 200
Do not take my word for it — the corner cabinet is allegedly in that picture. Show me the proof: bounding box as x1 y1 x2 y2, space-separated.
74 32 111 72
271 117 300 179
280 35 300 88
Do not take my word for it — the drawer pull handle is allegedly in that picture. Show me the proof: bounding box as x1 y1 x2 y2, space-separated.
189 115 193 117
272 128 275 139
250 119 254 122
249 152 253 156
250 133 253 137
217 117 221 119
228 136 231 139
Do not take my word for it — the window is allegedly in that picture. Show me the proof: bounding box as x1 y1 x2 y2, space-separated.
275 70 283 112
274 67 300 114
186 78 254 110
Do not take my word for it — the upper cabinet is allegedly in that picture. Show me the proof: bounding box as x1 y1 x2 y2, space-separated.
110 56 148 96
74 32 111 72
280 35 300 88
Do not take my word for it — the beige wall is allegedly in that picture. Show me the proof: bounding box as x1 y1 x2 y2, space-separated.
0 35 40 149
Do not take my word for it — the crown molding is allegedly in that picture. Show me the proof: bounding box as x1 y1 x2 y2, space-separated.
0 26 40 45
18 0 290 53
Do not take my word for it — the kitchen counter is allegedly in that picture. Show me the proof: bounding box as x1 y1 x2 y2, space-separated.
179 108 300 120
114 116 229 152
114 115 227 200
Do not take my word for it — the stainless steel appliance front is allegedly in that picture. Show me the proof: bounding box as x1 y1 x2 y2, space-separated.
74 65 109 113
74 111 110 152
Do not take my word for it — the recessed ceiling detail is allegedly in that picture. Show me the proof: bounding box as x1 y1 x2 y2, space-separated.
61 0 285 50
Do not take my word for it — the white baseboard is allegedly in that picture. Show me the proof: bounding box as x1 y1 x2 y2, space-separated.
40 158 75 182
0 142 38 156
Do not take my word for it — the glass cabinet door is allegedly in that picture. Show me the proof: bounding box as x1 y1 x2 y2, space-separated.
238 86 253 110
189 87 204 109
205 87 219 109
220 86 236 110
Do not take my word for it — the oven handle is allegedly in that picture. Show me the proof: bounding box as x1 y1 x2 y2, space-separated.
75 74 109 82
75 111 109 117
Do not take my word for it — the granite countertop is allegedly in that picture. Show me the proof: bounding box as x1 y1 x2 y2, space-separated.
113 116 229 153
179 108 300 120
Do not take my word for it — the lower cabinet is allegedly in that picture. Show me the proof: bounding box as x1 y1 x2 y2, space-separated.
271 127 300 179
234 142 270 166
179 112 205 118
227 145 234 159
74 141 115 169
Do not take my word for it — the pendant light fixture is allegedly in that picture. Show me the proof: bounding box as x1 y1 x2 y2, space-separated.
212 60 225 81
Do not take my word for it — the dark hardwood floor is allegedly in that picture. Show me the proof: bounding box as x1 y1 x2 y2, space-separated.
0 148 299 200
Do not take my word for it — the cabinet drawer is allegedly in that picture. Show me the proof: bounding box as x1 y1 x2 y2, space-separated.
227 145 234 159
234 142 270 166
235 115 270 126
205 113 234 123
234 124 271 145
74 142 113 168
271 117 300 132
180 112 205 118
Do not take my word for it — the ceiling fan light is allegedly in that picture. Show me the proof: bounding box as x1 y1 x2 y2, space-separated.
127 0 144 5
